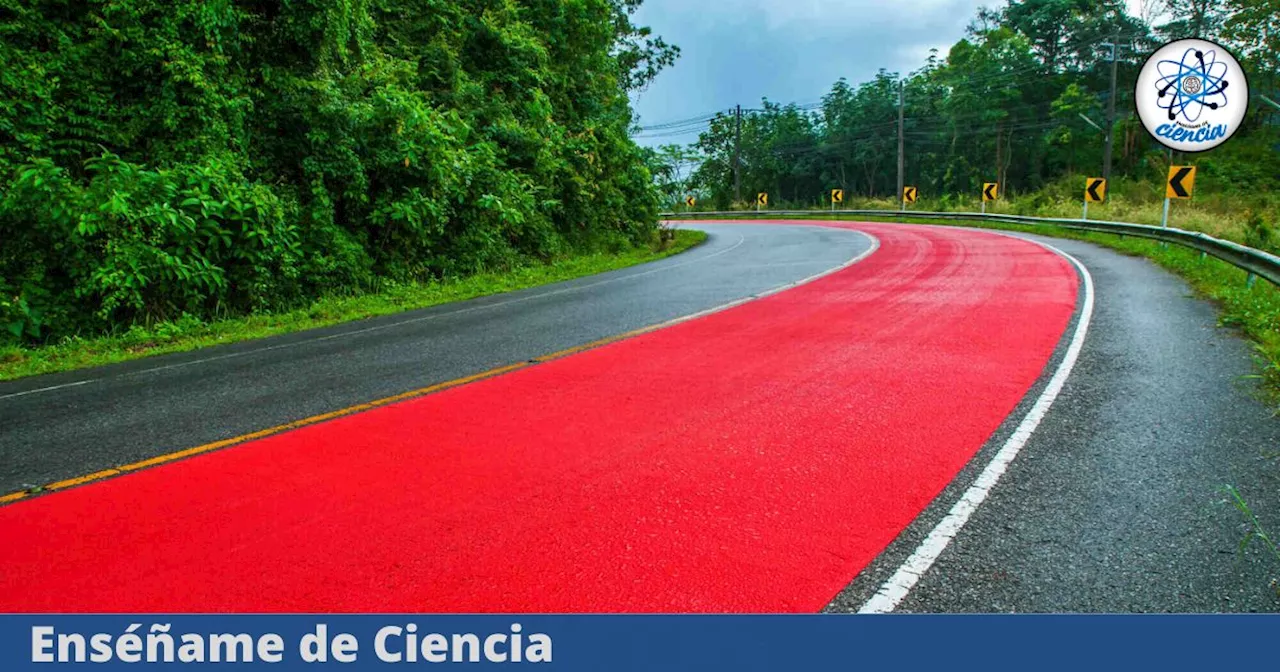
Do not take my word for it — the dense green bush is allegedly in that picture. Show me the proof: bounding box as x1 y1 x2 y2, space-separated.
0 154 307 337
0 0 676 343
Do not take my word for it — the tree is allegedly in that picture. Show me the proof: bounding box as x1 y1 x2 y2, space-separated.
0 0 679 342
676 0 1275 207
648 144 702 206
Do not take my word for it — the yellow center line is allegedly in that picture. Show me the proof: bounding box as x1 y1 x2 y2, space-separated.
0 232 878 509
0 316 688 507
0 361 532 506
0 314 692 507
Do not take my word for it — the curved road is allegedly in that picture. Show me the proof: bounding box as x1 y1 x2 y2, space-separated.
1 220 1278 613
830 229 1280 613
0 224 870 495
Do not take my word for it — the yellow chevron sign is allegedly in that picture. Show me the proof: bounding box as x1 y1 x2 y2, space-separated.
757 193 768 207
831 189 843 204
982 183 999 202
684 196 696 208
903 186 918 204
1085 178 1106 203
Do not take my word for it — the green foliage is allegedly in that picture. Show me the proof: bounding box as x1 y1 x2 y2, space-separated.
0 229 706 380
1244 210 1279 256
1222 485 1280 597
0 0 673 345
644 144 702 208
686 0 1280 216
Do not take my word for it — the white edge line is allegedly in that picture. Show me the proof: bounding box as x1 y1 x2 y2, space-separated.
115 235 753 376
577 227 879 340
0 232 749 401
0 379 94 401
649 230 880 329
0 225 872 402
857 236 1095 614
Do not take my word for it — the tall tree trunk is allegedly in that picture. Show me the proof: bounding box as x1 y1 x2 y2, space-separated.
995 120 1003 187
1002 131 1014 191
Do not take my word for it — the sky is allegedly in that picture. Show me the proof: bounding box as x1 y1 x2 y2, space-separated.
629 0 1146 146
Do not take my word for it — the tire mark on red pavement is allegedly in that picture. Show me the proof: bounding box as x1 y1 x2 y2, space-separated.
0 222 1078 613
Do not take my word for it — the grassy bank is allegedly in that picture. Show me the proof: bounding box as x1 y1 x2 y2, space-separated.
710 175 1279 251
846 193 1269 246
0 229 707 381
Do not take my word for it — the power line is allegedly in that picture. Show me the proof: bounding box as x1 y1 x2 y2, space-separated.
634 110 733 132
632 25 1153 138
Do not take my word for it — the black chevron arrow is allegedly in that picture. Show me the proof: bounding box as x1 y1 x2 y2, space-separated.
1169 168 1193 198
1087 179 1104 202
983 183 997 200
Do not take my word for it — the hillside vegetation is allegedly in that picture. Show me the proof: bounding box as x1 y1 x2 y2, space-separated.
649 0 1280 251
833 173 1277 249
0 0 677 345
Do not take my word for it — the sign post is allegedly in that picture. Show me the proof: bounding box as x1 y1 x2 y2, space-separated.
756 193 768 213
831 189 843 213
902 186 917 211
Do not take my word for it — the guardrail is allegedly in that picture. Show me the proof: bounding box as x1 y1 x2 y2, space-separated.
659 209 1280 288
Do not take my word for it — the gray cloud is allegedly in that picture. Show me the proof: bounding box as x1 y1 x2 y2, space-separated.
629 0 995 145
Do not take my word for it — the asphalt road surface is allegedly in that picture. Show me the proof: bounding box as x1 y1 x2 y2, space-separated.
1 220 1277 613
829 230 1280 613
0 223 871 495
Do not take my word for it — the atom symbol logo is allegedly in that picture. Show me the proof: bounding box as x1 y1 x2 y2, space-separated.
1136 38 1248 152
1156 48 1229 122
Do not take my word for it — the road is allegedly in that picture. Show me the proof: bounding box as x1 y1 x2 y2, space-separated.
0 223 869 495
1 220 1277 613
831 231 1280 613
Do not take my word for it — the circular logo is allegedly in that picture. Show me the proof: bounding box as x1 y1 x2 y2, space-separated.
1135 38 1249 153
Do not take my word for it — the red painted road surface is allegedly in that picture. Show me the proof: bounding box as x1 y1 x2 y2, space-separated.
0 222 1078 612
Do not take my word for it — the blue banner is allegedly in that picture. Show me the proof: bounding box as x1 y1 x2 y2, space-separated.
1 614 1273 670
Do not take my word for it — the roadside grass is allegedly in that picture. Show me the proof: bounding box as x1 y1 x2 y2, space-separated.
0 229 707 381
1224 485 1280 598
837 192 1262 243
709 175 1278 245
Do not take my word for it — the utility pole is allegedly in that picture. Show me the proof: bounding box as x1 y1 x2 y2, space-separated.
1102 34 1119 183
733 105 742 204
896 80 905 211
